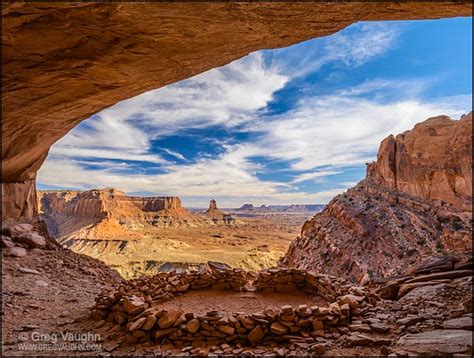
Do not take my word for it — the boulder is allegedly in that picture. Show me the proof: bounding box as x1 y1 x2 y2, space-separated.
405 270 473 284
5 247 27 257
2 235 15 249
410 255 457 274
395 329 472 355
442 317 473 330
347 334 373 346
3 223 33 237
14 232 46 248
337 294 363 309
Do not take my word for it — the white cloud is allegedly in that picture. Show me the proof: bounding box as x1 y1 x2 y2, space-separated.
251 93 472 172
280 22 400 79
291 170 343 184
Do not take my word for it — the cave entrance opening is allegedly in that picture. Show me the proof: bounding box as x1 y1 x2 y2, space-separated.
32 17 472 280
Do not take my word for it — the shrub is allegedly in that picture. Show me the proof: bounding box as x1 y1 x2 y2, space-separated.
417 238 426 246
436 240 444 251
450 216 463 230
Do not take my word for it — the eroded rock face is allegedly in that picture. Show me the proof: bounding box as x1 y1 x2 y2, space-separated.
281 114 473 283
205 199 242 226
205 200 224 220
367 114 472 210
2 2 472 220
38 188 208 240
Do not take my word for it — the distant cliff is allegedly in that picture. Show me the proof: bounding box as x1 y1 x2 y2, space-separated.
281 113 472 283
38 188 209 240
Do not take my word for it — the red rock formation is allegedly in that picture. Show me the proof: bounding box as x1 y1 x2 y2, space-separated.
367 114 472 210
204 199 242 226
205 199 224 220
281 113 473 283
39 188 207 240
2 2 472 221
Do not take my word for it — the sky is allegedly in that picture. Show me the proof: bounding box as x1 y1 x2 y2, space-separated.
37 18 472 208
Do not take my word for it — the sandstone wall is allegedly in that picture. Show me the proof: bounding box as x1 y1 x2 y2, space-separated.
38 188 209 239
367 114 472 210
2 2 472 220
281 114 473 283
39 189 186 218
1 180 38 222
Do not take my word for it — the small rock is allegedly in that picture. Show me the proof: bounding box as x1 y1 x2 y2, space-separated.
270 322 288 335
311 343 326 355
35 279 48 287
5 247 27 257
281 305 293 314
218 325 235 336
186 319 200 333
141 315 157 331
248 325 264 343
155 328 175 339
348 323 372 333
21 324 38 331
19 267 40 275
128 317 147 331
397 315 424 327
312 319 324 331
370 322 391 333
347 333 373 346
158 309 183 329
123 296 146 315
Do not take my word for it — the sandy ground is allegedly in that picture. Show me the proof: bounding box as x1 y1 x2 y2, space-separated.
154 289 327 315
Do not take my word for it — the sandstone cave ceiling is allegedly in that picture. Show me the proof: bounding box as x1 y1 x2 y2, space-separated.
2 2 472 185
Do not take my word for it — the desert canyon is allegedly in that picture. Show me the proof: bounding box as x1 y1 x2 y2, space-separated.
2 2 473 357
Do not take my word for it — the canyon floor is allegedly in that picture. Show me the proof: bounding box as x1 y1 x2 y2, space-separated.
61 214 309 279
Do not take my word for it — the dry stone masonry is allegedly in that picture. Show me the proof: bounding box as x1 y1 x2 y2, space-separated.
92 263 368 350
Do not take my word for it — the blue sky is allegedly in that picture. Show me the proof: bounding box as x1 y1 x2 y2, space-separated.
37 18 472 207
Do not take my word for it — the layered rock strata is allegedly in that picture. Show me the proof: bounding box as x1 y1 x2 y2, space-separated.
281 114 473 283
39 188 209 240
205 200 242 226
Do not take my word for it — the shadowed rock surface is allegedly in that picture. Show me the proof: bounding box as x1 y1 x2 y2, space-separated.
2 2 472 220
281 113 473 283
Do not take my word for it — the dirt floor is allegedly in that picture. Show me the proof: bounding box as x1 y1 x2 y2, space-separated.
2 247 122 356
153 289 327 315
